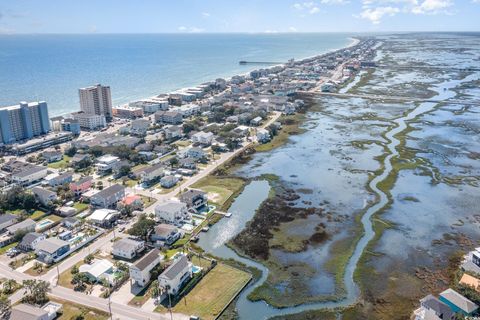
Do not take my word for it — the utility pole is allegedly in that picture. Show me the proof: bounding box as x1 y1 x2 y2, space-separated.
108 288 113 320
56 265 60 287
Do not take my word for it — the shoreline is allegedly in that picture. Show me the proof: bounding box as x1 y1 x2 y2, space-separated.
47 35 357 118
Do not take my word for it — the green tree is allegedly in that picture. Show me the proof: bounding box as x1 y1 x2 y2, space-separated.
22 279 50 305
128 214 155 241
2 279 17 295
71 265 79 275
84 254 94 264
65 146 77 157
0 295 11 318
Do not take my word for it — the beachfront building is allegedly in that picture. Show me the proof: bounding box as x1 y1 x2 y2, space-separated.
0 101 50 144
79 84 113 121
112 105 144 119
71 112 107 130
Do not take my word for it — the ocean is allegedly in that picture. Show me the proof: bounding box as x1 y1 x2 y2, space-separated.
0 33 352 116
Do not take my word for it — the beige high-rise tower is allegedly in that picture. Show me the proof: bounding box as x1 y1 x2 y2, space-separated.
78 84 113 121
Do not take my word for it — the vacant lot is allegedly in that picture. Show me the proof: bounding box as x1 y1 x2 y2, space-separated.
191 176 245 209
161 263 251 320
52 299 109 320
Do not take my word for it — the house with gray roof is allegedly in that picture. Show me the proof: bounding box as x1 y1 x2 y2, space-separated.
7 219 36 235
32 186 57 206
10 302 62 320
90 184 125 208
111 238 145 260
154 200 191 225
18 232 46 251
35 238 70 264
151 224 182 247
439 288 478 316
158 254 192 296
0 213 18 232
130 248 162 288
179 189 208 211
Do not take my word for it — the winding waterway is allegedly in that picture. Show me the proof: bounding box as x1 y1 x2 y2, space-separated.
198 69 480 319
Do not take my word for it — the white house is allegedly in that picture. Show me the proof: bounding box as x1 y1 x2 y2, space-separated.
256 128 271 143
31 187 57 206
155 201 191 225
130 248 162 288
10 302 62 320
111 238 145 259
94 154 120 175
191 131 214 146
158 254 193 297
10 165 48 186
79 259 116 285
18 232 46 251
87 209 120 227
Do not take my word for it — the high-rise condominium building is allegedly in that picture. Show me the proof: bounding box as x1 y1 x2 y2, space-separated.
79 84 113 121
0 101 51 144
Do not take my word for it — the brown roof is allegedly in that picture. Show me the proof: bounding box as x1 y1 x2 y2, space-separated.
460 273 480 292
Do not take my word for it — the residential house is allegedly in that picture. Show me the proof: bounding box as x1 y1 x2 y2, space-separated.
62 217 81 229
87 209 120 227
79 259 116 285
121 194 144 210
158 254 193 297
164 125 183 140
111 238 145 260
179 189 208 211
179 158 197 170
130 119 150 136
69 176 93 195
250 116 262 126
18 232 46 251
187 147 207 160
321 82 336 93
9 164 48 186
44 172 73 187
0 213 18 232
151 224 182 247
57 206 77 217
191 131 214 146
95 155 120 175
32 187 57 206
155 111 183 125
160 175 179 189
10 302 62 320
459 273 480 292
155 201 191 225
35 238 70 264
136 163 164 185
439 288 478 316
256 128 271 143
42 151 63 163
7 219 36 235
414 294 454 320
70 154 91 167
90 184 125 208
130 248 162 288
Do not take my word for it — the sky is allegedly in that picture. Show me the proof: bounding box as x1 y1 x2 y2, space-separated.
0 0 479 34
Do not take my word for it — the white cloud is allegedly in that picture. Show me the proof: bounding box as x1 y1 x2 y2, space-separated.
293 1 321 14
201 12 211 18
320 0 349 4
178 26 205 33
89 25 98 33
411 0 453 14
288 26 298 32
178 26 187 31
359 6 400 23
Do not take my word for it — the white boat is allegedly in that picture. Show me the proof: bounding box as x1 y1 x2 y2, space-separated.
224 212 232 218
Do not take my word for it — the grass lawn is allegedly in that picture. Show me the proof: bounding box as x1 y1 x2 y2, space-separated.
191 176 245 209
30 210 47 221
57 261 84 289
173 140 192 148
73 202 89 213
51 298 109 320
115 178 138 188
128 283 152 307
140 195 157 208
156 263 251 320
0 242 18 255
47 155 71 169
41 214 63 223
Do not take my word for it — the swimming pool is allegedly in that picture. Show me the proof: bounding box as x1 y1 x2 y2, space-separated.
192 265 203 274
